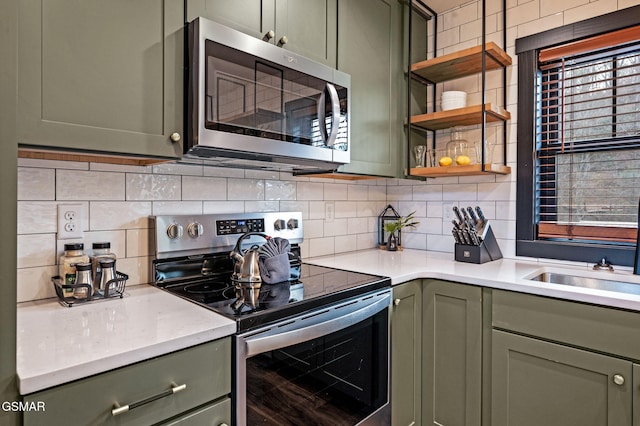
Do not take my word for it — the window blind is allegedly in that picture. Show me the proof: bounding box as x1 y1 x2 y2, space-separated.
536 28 640 243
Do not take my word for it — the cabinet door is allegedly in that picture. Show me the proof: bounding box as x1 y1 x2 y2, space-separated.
635 364 640 426
492 330 632 426
422 280 482 426
186 0 274 40
274 0 336 66
17 0 183 159
391 281 422 426
0 2 18 425
160 397 231 426
336 0 404 177
187 0 336 67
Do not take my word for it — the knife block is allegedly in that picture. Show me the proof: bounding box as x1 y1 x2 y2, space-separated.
454 222 502 264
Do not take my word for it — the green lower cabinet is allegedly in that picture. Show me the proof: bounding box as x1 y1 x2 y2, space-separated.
160 397 231 425
491 329 633 426
391 280 422 426
635 364 640 426
422 280 482 426
23 338 231 426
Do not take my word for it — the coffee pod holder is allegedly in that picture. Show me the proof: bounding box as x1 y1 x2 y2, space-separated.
454 221 502 264
51 271 128 307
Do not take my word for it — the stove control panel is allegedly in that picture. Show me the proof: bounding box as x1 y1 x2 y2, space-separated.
216 218 264 235
152 212 303 259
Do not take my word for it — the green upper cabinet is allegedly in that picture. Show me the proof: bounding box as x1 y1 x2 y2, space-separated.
186 0 337 67
336 0 404 177
17 0 184 161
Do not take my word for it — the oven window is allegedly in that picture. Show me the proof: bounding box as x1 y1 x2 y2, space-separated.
245 310 388 425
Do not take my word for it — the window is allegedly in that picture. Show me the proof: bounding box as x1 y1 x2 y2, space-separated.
516 7 640 266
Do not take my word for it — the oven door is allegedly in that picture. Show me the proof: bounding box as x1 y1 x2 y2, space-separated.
235 289 391 426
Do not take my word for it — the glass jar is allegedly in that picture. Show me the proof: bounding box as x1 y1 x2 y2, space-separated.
88 242 117 287
59 243 90 298
446 130 476 166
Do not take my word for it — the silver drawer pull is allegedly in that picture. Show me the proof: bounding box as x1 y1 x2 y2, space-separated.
111 383 187 416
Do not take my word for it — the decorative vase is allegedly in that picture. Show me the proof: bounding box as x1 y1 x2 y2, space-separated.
387 233 399 251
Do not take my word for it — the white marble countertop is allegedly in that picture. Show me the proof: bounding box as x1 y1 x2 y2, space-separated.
16 284 236 395
305 249 640 312
18 249 640 395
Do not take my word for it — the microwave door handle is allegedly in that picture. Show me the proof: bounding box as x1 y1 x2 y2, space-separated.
317 88 329 145
325 83 341 147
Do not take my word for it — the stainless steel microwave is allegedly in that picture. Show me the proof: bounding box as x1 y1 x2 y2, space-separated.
185 17 350 172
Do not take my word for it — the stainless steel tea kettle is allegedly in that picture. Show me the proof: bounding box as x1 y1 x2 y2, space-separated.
230 232 270 285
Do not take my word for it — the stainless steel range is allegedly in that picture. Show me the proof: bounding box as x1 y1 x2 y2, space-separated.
151 212 391 426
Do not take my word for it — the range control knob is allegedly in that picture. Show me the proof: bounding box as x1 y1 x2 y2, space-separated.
166 223 184 240
274 219 286 231
187 222 204 238
287 218 299 230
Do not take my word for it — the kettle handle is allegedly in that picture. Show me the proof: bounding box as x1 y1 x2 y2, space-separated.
232 232 270 254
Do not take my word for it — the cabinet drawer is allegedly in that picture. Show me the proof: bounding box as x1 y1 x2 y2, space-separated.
492 290 640 361
161 397 231 426
23 338 231 426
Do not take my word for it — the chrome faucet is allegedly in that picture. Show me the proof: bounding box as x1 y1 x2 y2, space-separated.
593 257 614 272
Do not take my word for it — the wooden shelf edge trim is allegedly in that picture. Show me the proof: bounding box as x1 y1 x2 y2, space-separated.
409 104 511 130
409 164 511 177
411 42 512 82
18 148 173 166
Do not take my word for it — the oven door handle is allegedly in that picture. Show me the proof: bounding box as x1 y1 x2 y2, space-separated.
242 291 390 357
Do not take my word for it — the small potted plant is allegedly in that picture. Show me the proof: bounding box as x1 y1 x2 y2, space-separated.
383 211 419 251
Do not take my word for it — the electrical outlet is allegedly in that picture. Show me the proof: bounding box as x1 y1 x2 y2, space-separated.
57 204 84 239
325 201 335 223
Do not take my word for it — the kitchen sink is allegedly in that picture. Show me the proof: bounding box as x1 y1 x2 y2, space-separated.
526 269 640 296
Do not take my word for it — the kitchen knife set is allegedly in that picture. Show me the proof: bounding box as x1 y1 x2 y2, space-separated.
451 206 487 246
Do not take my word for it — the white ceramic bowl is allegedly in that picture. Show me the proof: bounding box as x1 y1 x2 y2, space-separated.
441 91 467 111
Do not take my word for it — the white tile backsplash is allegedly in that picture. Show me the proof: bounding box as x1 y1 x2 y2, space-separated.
17 234 56 269
126 174 181 201
57 170 125 200
17 168 55 200
228 178 264 200
181 176 227 200
16 1 631 302
264 180 296 200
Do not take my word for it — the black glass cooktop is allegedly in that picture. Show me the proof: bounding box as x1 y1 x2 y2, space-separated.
156 261 391 332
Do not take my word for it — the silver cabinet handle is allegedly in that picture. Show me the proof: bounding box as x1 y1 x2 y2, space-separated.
263 30 275 41
394 298 401 306
111 383 187 416
613 374 625 386
277 36 288 46
170 132 181 143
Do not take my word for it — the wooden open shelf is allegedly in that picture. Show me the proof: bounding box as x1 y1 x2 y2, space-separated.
410 103 510 131
411 42 512 83
409 163 511 177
